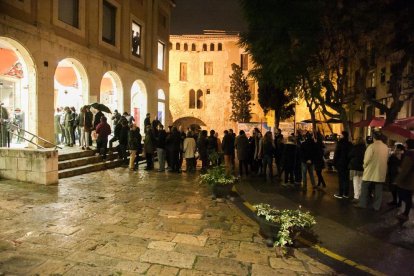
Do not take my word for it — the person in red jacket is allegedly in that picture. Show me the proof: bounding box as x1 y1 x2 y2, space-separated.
95 116 111 159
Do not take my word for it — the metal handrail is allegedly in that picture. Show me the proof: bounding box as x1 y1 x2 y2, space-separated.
3 120 62 150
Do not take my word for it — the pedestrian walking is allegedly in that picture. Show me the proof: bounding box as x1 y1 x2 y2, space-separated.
333 131 353 198
355 131 389 211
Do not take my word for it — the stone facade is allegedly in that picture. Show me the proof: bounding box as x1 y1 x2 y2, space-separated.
0 148 58 185
169 33 266 135
0 0 174 146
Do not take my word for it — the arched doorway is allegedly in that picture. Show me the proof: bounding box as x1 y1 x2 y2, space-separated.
173 116 206 131
54 58 89 114
0 37 36 147
131 80 147 131
100 71 123 114
157 89 166 126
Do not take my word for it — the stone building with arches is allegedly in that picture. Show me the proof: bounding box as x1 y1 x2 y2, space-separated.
169 31 266 135
0 0 174 146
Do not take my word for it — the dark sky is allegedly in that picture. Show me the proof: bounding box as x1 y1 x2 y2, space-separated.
170 0 247 34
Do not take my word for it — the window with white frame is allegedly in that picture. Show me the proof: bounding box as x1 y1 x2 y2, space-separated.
157 41 165 70
131 21 142 57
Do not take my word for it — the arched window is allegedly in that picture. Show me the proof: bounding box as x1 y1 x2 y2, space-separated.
210 43 215 51
202 44 207 51
196 89 203 109
175 43 180 50
168 42 173 50
189 89 195 109
184 43 188 51
191 43 196 51
218 43 222 51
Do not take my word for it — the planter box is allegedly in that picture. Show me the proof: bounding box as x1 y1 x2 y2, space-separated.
212 184 233 198
257 216 281 241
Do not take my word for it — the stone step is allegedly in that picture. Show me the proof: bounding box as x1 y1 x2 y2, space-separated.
58 158 127 179
58 152 120 170
58 150 96 161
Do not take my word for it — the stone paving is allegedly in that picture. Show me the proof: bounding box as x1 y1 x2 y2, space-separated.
0 168 335 275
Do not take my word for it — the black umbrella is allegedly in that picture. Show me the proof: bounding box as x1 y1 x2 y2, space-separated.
90 103 111 113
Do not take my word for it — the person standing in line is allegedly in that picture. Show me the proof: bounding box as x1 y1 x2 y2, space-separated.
299 133 317 191
348 137 366 202
183 131 197 173
143 125 155 170
282 135 298 185
54 108 61 145
128 124 141 171
395 139 414 223
144 113 151 128
229 129 236 169
82 106 93 150
274 129 285 178
59 107 66 145
215 132 224 166
222 130 235 175
254 131 264 176
197 130 209 173
314 135 327 189
156 124 167 172
95 116 111 159
235 130 249 177
118 119 129 162
111 109 121 127
355 131 389 211
207 130 218 166
63 106 74 147
109 119 122 152
261 131 274 178
333 131 353 198
387 143 405 207
70 107 79 146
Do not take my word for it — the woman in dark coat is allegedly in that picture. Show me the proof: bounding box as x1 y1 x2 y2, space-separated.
128 124 142 171
283 135 298 184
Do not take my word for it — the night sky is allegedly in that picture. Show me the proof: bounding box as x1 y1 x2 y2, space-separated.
170 0 247 34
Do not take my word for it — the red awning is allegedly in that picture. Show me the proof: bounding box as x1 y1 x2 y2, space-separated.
395 116 414 128
353 117 385 127
382 124 414 140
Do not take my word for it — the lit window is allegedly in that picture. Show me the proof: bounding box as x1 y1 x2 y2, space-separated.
204 62 213 75
157 41 165 70
180 62 187 81
58 0 79 28
102 0 116 45
189 89 195 109
131 21 142 57
241 54 249 71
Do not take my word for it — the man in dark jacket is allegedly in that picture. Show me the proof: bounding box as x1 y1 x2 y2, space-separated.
207 130 218 165
300 132 317 191
334 131 353 198
235 130 249 176
222 130 235 174
118 119 129 161
166 127 181 172
197 130 209 173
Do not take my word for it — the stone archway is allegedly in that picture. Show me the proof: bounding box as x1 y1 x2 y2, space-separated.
131 80 147 131
54 58 89 113
173 116 206 131
100 71 123 114
0 37 37 147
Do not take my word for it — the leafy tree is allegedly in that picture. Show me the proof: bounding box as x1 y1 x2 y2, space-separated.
229 63 252 123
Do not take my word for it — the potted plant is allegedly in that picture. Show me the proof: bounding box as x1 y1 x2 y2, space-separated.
199 165 237 198
253 203 316 249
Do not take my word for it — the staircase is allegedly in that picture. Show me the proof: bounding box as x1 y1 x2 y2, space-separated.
58 150 126 179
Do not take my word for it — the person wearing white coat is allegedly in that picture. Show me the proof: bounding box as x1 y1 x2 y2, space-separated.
356 131 389 211
183 132 197 173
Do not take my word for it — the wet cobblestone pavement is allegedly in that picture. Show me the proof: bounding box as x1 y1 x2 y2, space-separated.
0 168 335 275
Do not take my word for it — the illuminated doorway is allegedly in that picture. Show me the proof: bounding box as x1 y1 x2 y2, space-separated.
0 37 36 147
54 58 88 113
100 71 123 115
157 89 166 126
131 80 147 131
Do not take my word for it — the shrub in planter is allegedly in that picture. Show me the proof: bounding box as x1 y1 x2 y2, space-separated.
199 166 237 198
253 203 316 248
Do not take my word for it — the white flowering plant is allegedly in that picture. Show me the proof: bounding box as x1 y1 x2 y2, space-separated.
199 166 237 187
253 203 316 248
